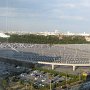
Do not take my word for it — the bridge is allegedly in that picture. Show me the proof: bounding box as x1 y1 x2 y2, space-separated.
0 54 90 71
38 61 90 71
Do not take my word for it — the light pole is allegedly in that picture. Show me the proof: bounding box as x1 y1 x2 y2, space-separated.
66 72 68 90
50 79 52 90
79 73 81 81
48 73 52 90
31 82 33 90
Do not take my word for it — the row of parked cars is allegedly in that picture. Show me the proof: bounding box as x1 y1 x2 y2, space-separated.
19 69 65 88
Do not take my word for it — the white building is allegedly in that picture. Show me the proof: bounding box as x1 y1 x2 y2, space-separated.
0 32 10 38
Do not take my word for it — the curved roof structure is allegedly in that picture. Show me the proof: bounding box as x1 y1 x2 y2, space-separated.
0 33 10 38
0 43 90 70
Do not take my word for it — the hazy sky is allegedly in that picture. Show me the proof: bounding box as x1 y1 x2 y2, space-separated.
0 0 90 33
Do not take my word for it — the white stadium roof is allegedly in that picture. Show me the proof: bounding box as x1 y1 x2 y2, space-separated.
0 33 10 38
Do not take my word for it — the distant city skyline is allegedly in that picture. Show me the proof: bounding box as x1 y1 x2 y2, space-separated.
0 0 90 33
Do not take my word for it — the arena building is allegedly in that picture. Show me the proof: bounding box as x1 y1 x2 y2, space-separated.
0 43 90 71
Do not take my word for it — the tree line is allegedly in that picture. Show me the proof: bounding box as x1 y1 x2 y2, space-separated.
0 34 89 44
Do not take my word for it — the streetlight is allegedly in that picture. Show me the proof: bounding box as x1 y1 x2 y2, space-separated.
66 72 68 90
79 72 81 81
50 79 52 90
30 82 33 90
47 73 52 90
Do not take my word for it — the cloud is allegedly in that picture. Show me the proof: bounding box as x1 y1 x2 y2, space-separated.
54 1 90 8
59 16 85 21
0 7 18 17
59 3 76 8
0 7 43 19
80 0 90 6
75 0 90 8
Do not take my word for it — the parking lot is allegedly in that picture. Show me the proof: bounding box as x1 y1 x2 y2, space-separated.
19 69 65 88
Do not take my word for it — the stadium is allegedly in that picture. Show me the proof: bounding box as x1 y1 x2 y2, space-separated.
0 43 90 71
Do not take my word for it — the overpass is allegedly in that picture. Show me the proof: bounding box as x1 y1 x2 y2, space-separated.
0 55 90 71
38 61 90 71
